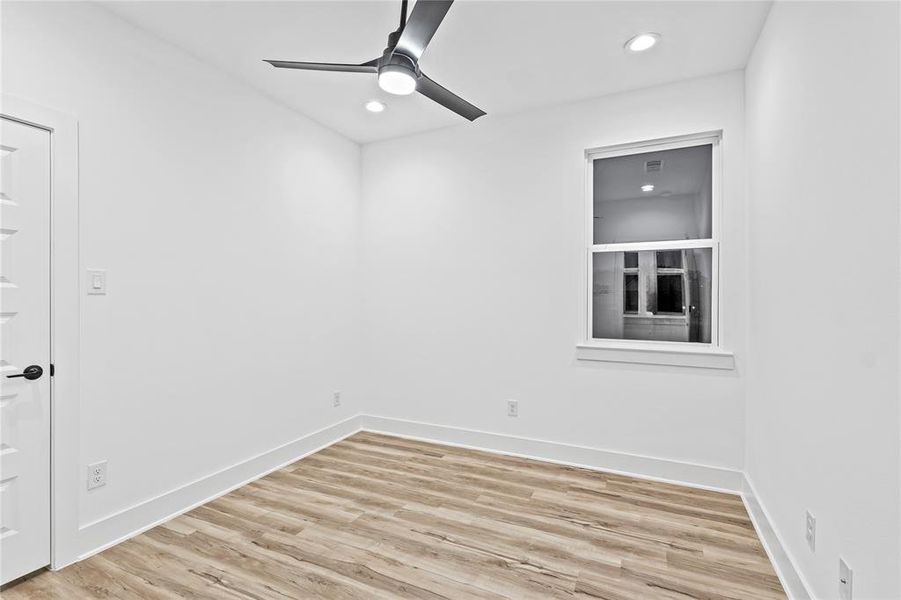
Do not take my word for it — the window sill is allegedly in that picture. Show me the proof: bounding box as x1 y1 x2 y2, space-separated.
576 342 735 370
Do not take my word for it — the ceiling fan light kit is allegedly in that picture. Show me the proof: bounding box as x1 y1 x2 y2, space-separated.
378 64 418 96
265 0 486 121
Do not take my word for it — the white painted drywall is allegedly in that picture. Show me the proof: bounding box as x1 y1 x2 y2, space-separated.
1 0 363 543
745 3 901 598
360 72 747 470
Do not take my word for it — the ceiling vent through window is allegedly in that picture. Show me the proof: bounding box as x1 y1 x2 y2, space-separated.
644 159 663 173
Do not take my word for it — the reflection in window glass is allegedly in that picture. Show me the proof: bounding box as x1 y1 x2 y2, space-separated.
592 248 711 343
656 250 682 270
593 144 713 244
656 274 684 314
624 274 638 313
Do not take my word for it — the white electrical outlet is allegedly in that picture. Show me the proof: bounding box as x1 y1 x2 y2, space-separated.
507 399 518 417
839 558 853 600
87 461 107 490
333 391 341 407
805 511 816 552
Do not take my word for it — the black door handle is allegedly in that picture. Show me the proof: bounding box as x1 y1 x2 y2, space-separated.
6 365 43 381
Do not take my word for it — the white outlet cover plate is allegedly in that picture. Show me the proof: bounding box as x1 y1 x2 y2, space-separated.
805 511 816 552
87 461 107 490
87 269 107 295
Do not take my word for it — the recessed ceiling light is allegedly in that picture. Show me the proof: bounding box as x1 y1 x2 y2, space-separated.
625 33 660 52
365 100 386 113
641 184 655 192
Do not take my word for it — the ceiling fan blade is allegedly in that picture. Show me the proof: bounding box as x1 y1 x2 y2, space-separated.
264 60 378 73
417 73 485 121
394 0 454 61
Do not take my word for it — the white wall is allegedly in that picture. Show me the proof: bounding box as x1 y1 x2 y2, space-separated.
361 72 747 470
745 3 901 598
2 0 362 547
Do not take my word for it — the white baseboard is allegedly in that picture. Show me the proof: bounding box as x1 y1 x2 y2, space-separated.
358 414 743 494
73 415 363 564
741 475 814 600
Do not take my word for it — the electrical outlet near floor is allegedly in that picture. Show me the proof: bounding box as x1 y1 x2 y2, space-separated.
805 511 816 552
333 391 341 407
87 460 107 490
507 399 519 417
839 558 853 599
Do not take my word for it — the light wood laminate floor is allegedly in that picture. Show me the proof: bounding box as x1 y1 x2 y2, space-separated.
4 432 785 599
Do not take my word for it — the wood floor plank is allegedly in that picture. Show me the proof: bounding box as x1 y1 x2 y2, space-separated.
4 432 786 599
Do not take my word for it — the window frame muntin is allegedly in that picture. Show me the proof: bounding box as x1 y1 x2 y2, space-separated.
583 131 723 350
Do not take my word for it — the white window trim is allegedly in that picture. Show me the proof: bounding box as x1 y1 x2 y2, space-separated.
578 130 734 370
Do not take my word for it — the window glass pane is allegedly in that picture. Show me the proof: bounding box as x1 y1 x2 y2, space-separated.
656 275 684 314
593 144 713 244
624 252 638 269
656 250 682 269
592 248 712 343
623 274 638 313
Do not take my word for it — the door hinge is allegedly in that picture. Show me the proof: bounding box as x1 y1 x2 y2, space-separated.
50 363 55 376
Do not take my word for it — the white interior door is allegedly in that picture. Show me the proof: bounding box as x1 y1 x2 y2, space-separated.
0 117 51 584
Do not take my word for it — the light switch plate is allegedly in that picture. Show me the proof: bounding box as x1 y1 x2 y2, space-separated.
87 269 107 295
839 558 852 599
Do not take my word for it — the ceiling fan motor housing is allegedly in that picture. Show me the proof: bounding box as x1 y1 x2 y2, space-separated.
379 57 419 81
380 32 420 80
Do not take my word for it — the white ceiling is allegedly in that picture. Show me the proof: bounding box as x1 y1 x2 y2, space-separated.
102 0 771 144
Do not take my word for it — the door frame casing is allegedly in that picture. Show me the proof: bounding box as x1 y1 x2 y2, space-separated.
1 95 80 570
